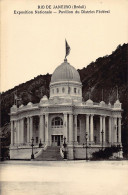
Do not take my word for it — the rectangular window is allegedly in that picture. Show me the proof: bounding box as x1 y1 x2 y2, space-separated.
36 137 38 143
55 135 57 142
77 136 80 143
74 88 76 93
61 135 63 142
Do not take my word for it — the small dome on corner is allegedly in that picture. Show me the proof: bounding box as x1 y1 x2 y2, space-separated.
86 99 93 105
42 95 48 100
100 101 105 105
115 99 120 104
108 102 111 106
40 95 49 104
19 104 24 108
114 99 122 109
27 102 33 106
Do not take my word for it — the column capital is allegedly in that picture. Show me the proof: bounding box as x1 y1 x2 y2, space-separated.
45 113 49 116
39 114 44 118
63 112 68 115
69 113 73 116
19 117 24 120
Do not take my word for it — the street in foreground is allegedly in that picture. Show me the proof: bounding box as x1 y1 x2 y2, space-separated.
0 160 128 195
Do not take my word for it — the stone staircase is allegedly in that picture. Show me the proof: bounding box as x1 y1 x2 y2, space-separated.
34 146 64 161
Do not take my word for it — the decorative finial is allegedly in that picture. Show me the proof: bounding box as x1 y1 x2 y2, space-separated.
108 93 111 104
102 89 104 101
88 87 91 99
116 86 119 100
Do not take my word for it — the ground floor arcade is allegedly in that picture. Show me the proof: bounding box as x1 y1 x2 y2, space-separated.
10 113 122 148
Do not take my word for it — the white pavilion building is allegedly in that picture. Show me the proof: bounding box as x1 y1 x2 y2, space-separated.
10 58 122 160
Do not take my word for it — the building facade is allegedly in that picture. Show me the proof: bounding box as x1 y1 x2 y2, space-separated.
10 59 122 159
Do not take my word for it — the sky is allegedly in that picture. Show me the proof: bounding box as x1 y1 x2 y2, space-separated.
1 0 128 92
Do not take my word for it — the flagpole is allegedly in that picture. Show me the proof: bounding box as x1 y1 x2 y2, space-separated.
65 39 66 60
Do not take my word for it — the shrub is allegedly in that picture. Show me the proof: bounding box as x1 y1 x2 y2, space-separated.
91 145 121 160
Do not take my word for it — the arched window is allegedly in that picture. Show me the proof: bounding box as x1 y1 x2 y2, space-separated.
52 89 54 94
77 119 80 128
68 87 71 94
74 88 77 93
62 87 65 93
51 117 63 128
56 88 59 93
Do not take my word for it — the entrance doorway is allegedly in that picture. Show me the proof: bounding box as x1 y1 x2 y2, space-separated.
51 135 63 146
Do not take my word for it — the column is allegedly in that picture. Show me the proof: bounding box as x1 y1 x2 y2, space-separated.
13 121 17 145
17 120 20 145
39 115 45 143
19 120 21 144
69 113 73 144
90 115 94 142
16 120 19 145
30 116 33 142
11 121 14 145
100 116 103 143
118 117 121 143
114 117 117 143
20 118 24 144
111 117 114 144
74 114 77 143
103 116 106 143
45 113 49 145
64 113 68 141
108 117 112 144
27 117 30 143
86 115 89 139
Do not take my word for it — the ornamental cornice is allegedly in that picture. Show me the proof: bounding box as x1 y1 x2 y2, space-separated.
10 101 123 119
75 105 113 111
50 80 82 87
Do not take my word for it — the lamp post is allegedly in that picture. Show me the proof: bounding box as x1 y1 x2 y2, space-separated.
117 144 121 158
63 137 67 159
83 132 89 161
39 139 42 148
115 124 119 144
101 129 104 150
31 137 34 159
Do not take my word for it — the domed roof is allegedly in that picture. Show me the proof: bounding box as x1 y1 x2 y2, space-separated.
51 59 81 83
115 99 120 104
19 104 24 108
86 99 93 105
41 95 48 100
27 102 33 106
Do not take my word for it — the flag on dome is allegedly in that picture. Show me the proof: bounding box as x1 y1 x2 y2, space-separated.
65 39 71 58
